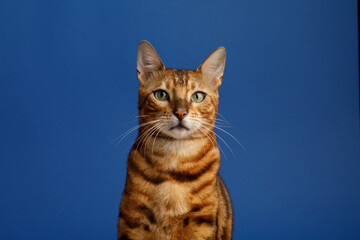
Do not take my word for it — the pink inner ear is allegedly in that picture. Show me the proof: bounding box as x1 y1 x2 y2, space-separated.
197 47 226 88
137 41 165 76
200 69 223 89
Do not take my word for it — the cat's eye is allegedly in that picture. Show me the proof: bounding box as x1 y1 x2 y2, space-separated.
191 92 206 103
154 90 169 101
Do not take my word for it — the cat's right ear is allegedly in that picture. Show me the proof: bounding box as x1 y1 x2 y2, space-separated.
137 40 165 85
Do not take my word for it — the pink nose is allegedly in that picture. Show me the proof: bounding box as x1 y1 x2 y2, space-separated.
174 109 187 120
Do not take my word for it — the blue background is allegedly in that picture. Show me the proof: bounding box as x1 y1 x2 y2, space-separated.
0 0 359 239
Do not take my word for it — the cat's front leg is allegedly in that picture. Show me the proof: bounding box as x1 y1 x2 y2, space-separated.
117 203 157 240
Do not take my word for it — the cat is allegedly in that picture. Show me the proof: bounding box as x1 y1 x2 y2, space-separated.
117 40 233 240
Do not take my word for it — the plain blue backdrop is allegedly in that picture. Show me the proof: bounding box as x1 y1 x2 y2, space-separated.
0 0 359 239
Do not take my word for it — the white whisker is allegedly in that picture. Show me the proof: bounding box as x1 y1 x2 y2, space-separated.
132 123 161 158
151 122 168 157
198 120 246 151
199 124 234 158
196 125 227 160
112 119 161 146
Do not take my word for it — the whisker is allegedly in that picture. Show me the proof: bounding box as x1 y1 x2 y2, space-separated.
151 123 167 158
215 112 232 125
197 120 247 151
136 123 160 153
132 124 159 159
124 122 155 151
144 122 165 157
112 119 161 146
199 124 234 158
194 127 206 155
197 125 227 160
192 116 232 127
193 121 217 148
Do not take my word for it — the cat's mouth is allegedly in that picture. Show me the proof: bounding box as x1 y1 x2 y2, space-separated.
170 124 190 131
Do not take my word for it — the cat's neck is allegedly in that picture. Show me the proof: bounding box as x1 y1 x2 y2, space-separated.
133 132 219 171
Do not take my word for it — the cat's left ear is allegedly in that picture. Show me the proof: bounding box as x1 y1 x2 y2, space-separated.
196 47 226 89
137 40 165 85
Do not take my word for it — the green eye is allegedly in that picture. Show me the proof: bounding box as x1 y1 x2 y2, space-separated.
191 92 206 103
154 90 169 101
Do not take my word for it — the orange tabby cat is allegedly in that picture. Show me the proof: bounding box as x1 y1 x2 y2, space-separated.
117 40 233 240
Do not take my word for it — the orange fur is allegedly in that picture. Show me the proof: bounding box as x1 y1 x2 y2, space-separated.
118 41 233 240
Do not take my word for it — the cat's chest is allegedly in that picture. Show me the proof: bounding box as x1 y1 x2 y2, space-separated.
152 181 191 217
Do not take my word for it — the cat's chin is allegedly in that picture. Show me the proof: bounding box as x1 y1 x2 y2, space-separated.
163 127 192 139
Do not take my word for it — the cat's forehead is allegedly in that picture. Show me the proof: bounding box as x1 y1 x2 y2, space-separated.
165 69 196 87
149 69 211 92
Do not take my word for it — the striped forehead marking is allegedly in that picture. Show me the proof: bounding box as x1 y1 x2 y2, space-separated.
170 69 189 87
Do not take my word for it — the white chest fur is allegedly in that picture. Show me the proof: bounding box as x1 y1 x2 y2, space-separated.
159 139 204 170
152 181 190 217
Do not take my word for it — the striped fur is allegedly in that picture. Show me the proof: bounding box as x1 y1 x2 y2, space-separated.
118 41 233 240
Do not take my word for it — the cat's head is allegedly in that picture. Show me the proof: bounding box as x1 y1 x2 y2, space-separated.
136 40 226 139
